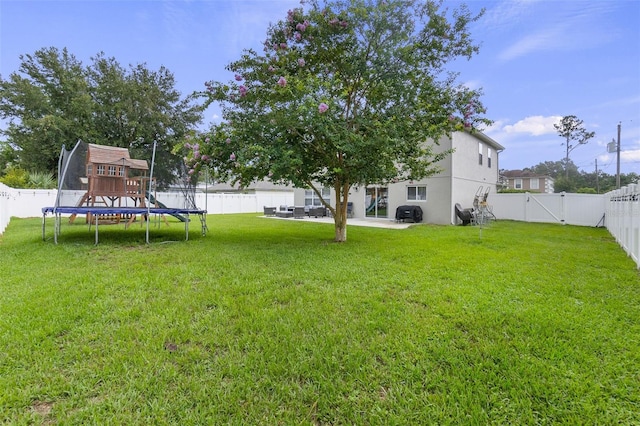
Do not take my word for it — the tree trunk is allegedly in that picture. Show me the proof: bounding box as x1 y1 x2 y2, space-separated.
334 211 347 242
332 183 349 242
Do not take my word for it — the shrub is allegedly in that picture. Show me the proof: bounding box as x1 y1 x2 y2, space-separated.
0 166 29 188
28 171 56 189
577 187 597 194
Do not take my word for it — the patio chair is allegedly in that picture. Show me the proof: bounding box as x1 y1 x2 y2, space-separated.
263 206 276 216
308 206 326 217
293 206 306 219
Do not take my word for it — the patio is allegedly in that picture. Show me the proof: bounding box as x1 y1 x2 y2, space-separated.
264 214 414 229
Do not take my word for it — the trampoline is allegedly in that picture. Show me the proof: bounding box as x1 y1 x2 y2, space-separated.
42 206 207 244
42 140 207 244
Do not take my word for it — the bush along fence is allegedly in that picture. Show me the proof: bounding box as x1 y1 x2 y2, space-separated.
606 184 640 268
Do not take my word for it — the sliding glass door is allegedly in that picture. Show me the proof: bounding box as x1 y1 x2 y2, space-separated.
365 187 388 218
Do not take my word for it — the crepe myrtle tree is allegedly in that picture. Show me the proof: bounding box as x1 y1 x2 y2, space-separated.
183 0 489 242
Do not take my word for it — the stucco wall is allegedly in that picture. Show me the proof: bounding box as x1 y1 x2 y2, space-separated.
292 131 502 225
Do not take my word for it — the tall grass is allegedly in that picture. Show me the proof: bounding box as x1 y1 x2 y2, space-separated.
0 215 638 424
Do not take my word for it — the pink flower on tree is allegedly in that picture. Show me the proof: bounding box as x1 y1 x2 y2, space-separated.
294 32 302 42
268 65 276 73
225 138 231 144
239 85 248 97
318 103 329 114
277 76 287 87
230 153 236 161
234 74 243 81
298 58 306 67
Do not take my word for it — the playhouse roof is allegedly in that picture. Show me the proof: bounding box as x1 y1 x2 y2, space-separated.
87 144 148 170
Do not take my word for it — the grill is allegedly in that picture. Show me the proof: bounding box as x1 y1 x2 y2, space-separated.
395 205 423 223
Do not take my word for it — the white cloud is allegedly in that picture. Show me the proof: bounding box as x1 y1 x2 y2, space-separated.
480 0 541 32
503 115 561 136
622 150 640 163
498 24 568 61
462 79 482 90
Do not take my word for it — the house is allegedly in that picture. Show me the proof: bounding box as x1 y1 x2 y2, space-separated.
501 170 554 193
293 130 505 225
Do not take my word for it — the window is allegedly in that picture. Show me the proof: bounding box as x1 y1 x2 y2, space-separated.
478 142 483 165
108 165 117 176
119 167 125 176
407 185 427 201
514 178 523 189
530 178 539 190
87 165 93 176
487 148 492 168
97 165 105 175
305 187 330 207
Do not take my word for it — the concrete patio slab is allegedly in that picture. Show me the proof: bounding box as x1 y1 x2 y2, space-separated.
263 215 415 229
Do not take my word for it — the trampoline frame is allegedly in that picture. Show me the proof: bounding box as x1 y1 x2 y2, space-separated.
42 206 207 245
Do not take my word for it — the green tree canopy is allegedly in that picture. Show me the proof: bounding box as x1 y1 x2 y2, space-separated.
554 115 595 179
526 159 638 193
184 0 488 242
0 47 205 187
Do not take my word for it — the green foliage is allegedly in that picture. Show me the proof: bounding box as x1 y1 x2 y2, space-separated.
0 167 56 188
0 47 205 188
0 166 29 188
577 187 597 194
0 141 18 176
553 175 575 193
528 159 579 180
27 170 56 189
527 159 638 193
1 216 638 423
184 0 488 241
497 188 528 193
554 115 595 179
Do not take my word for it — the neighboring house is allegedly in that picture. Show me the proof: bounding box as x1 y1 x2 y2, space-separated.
293 130 505 225
501 170 554 193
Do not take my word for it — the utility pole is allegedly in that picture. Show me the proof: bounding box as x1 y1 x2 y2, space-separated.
616 122 621 189
595 158 599 194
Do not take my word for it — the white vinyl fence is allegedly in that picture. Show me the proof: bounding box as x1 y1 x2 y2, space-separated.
0 184 292 234
605 184 640 268
491 192 606 227
0 183 11 234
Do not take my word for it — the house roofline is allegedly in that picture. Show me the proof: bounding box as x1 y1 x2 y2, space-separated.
464 130 505 152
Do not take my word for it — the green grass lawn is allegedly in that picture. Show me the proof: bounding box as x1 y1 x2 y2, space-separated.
1 214 638 424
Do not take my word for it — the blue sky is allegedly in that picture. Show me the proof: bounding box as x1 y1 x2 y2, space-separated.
1 0 639 175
